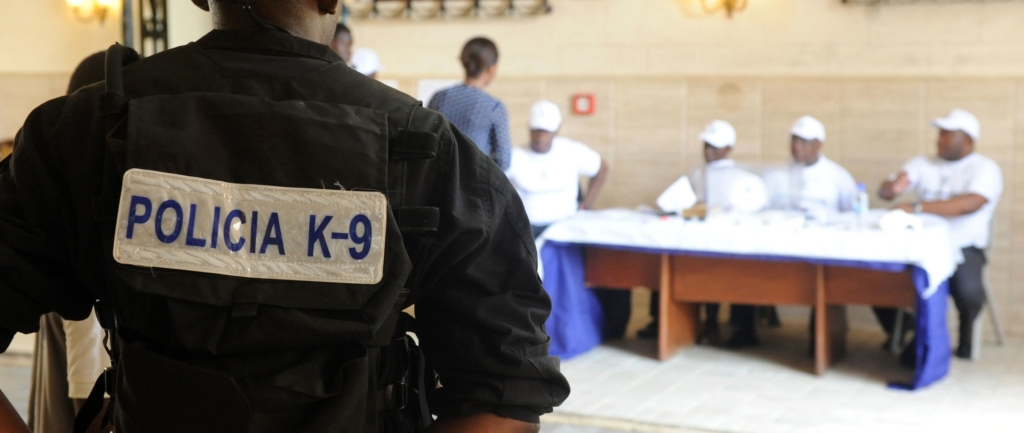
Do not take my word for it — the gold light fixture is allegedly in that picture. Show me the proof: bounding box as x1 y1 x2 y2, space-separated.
67 0 119 23
700 0 747 17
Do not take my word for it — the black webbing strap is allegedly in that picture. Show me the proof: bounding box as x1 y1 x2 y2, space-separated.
73 301 120 432
74 302 119 433
414 344 432 429
92 44 138 223
392 129 440 160
395 207 440 233
73 370 109 433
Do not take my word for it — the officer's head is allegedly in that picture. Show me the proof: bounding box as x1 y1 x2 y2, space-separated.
461 37 499 87
331 23 353 63
67 51 106 95
192 0 341 45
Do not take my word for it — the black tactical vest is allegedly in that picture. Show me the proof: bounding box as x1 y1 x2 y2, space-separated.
82 38 441 433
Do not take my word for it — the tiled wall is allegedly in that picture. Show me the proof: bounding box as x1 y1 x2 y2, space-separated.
394 76 1024 338
0 74 69 140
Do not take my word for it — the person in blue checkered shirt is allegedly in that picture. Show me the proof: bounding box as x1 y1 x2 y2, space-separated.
428 37 512 170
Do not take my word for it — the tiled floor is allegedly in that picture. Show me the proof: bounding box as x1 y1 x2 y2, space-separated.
553 320 1024 433
0 353 31 421
3 320 1022 433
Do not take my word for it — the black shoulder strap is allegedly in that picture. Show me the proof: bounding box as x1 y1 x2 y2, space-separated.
76 44 139 433
91 44 139 223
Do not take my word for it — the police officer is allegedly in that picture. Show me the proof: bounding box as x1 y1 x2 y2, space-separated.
0 1 569 432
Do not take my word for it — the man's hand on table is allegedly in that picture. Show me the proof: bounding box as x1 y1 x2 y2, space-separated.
427 413 540 433
894 194 988 217
880 172 911 200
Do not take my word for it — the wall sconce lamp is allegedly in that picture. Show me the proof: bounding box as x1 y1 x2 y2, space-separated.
700 0 747 18
67 0 119 23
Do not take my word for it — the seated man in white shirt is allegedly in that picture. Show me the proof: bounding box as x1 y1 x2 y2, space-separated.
730 116 858 349
876 108 1003 361
505 100 609 237
642 120 745 343
506 101 618 338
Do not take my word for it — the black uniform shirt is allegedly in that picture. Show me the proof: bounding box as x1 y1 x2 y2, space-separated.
0 30 568 423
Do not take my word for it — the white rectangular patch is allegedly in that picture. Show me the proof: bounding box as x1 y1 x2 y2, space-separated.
113 169 387 284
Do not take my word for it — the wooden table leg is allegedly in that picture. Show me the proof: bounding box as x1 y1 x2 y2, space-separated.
659 254 699 361
814 265 827 375
814 265 849 375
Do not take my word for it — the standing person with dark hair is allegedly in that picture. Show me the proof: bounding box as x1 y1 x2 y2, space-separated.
330 22 353 63
428 37 512 170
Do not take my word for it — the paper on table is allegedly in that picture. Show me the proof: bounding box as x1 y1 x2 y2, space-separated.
656 176 698 214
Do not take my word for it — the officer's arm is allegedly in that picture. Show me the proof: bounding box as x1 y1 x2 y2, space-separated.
0 389 31 433
428 413 539 433
409 116 569 424
0 98 95 342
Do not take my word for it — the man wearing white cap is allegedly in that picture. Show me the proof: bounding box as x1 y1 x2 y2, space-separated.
729 116 858 349
876 108 1003 360
789 115 858 214
350 48 381 79
643 120 745 342
505 100 609 238
506 101 623 340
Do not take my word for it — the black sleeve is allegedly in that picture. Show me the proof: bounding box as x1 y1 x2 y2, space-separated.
0 97 95 352
406 110 570 424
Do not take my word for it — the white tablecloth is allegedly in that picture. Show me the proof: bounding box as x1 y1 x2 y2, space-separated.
539 209 963 298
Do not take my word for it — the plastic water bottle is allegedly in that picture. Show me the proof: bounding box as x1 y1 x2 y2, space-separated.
854 182 870 229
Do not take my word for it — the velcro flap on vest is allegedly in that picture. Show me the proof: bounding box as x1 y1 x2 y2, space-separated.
395 207 440 233
393 129 439 160
113 169 388 285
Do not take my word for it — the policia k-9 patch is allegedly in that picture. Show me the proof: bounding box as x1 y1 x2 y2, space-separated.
113 169 388 284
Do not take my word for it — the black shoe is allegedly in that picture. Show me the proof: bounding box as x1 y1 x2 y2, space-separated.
637 321 658 340
881 313 917 350
699 322 722 346
899 343 917 369
955 344 972 360
725 330 759 349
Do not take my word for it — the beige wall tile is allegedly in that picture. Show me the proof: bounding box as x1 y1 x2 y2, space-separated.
687 79 762 161
545 79 614 152
762 79 842 162
840 80 925 163
489 78 547 147
614 80 685 131
0 74 67 140
926 80 1016 163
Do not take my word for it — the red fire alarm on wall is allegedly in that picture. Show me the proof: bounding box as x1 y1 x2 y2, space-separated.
571 94 596 115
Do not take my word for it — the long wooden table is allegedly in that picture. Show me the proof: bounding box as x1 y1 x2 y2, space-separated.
584 247 918 375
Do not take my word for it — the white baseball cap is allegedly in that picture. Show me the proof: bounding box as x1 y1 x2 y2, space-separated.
530 100 562 133
790 115 826 142
351 48 381 76
932 108 980 141
699 120 737 149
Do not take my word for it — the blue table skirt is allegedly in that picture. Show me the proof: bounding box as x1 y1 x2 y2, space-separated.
541 241 951 390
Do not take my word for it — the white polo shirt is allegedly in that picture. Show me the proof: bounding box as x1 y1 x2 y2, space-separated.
799 156 858 213
505 136 603 225
903 152 1003 249
689 159 735 203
